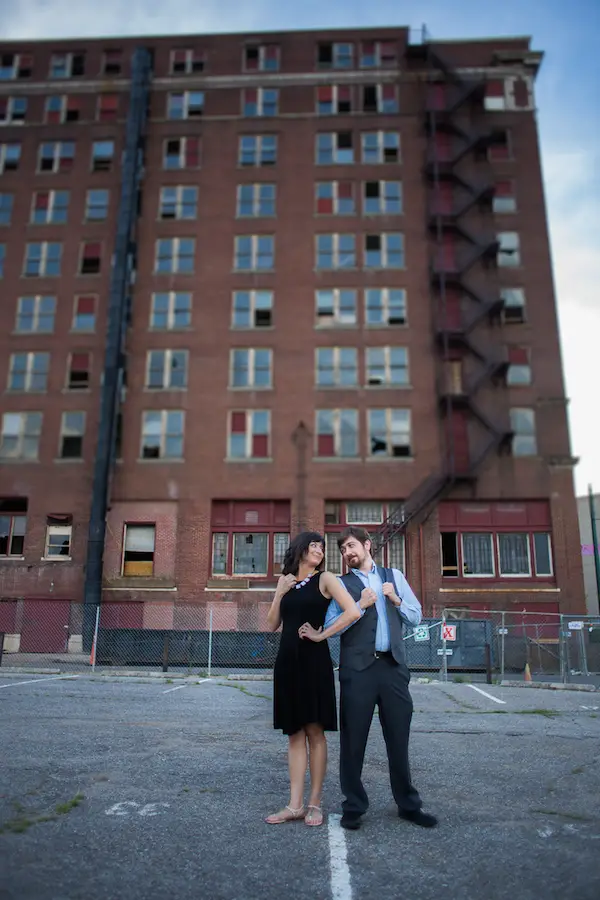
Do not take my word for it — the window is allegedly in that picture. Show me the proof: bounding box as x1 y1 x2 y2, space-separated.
360 40 398 68
79 242 102 275
361 131 400 163
228 410 270 460
59 411 85 459
0 192 13 225
365 288 407 326
72 295 96 331
362 84 398 113
489 130 511 161
493 180 517 213
67 352 91 390
366 347 409 386
16 295 56 333
0 142 20 172
318 42 354 69
315 409 358 458
497 533 530 576
484 80 506 111
170 48 205 74
533 533 553 576
316 85 352 115
316 348 358 387
159 186 198 220
364 181 402 215
50 52 85 78
316 233 356 269
102 49 122 76
315 289 357 327
506 347 531 386
0 53 33 80
44 95 80 123
365 233 404 268
97 93 119 122
315 181 355 215
501 287 526 324
237 184 276 217
145 350 188 389
232 290 273 329
168 91 204 119
85 189 109 222
31 190 69 225
368 408 411 457
141 410 185 459
150 292 192 330
316 132 354 164
0 501 27 556
346 502 384 524
234 235 274 271
239 135 277 167
0 412 42 460
211 504 289 578
510 408 537 456
242 88 278 117
155 238 195 274
45 523 72 558
497 232 520 267
230 349 273 388
163 136 200 170
24 242 62 277
8 353 49 392
244 44 279 71
462 533 494 576
38 141 74 173
0 96 27 124
122 525 155 576
91 140 114 172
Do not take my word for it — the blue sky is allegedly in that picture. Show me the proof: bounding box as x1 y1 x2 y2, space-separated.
3 0 599 495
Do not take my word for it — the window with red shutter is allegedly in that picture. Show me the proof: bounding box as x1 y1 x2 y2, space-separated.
185 137 200 167
0 98 8 118
231 411 246 433
337 85 351 111
493 179 516 212
68 352 90 389
35 192 49 210
245 88 258 103
508 346 529 365
98 93 118 122
316 189 333 215
317 434 335 457
103 49 122 75
337 181 352 199
80 242 101 275
252 434 268 457
485 80 506 110
66 96 80 121
380 41 397 64
318 86 333 102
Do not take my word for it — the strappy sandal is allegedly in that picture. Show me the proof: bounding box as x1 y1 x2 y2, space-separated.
305 805 324 827
265 805 305 824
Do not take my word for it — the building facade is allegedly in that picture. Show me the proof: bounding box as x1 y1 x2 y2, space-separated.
577 493 600 616
0 27 585 653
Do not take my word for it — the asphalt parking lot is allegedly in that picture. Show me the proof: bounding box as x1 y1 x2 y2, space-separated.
1 673 599 900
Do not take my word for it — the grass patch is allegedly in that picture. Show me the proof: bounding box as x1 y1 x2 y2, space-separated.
531 808 592 823
55 793 84 816
216 682 270 701
1 793 84 836
514 709 560 718
571 766 585 775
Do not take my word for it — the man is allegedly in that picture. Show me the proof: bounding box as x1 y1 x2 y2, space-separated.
324 526 437 831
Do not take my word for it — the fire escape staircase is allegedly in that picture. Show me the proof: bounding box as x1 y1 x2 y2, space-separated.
372 40 512 551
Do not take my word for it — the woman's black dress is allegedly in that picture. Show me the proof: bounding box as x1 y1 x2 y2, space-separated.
273 573 337 736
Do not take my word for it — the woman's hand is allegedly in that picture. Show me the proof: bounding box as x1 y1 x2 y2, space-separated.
298 623 323 642
277 573 297 596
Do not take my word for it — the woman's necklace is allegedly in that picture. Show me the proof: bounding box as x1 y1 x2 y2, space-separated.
294 570 317 590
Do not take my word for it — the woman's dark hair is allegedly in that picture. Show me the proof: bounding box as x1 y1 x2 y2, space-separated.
282 531 325 577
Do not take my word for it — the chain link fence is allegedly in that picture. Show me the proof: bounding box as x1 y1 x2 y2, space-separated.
2 597 599 684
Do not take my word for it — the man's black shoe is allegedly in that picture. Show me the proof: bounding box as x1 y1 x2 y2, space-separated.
399 809 438 828
340 813 362 830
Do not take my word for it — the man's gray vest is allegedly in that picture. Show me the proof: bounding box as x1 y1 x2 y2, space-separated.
339 567 406 671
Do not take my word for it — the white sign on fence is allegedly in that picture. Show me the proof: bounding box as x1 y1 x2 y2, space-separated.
437 648 453 655
568 621 584 631
441 624 457 641
413 625 430 642
498 628 508 635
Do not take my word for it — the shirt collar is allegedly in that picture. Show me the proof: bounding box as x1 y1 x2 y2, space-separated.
351 562 377 576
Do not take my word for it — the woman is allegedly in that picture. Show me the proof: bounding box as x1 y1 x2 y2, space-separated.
265 531 360 827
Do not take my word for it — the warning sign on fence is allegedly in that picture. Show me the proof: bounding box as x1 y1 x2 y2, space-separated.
413 625 430 642
441 624 457 641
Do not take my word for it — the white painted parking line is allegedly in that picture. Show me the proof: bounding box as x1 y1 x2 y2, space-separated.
327 813 352 900
163 684 187 694
0 674 79 690
466 684 507 705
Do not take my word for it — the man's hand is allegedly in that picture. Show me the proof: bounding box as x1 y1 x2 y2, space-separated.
382 582 401 607
359 587 377 610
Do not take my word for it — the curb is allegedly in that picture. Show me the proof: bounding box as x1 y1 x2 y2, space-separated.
501 680 599 693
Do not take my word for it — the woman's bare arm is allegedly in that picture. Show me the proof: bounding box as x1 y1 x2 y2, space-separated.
299 572 360 642
266 573 296 631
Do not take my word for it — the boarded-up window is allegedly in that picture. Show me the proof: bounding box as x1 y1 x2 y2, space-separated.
123 525 156 576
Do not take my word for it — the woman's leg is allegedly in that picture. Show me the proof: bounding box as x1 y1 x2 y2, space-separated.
265 729 307 823
305 723 327 822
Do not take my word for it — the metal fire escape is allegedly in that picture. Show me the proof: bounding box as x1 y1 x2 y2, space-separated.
374 36 511 553
82 47 152 649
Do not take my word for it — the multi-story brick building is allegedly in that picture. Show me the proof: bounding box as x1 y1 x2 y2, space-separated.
0 27 584 655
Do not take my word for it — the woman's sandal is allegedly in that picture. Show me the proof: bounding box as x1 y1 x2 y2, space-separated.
265 805 306 825
305 805 324 827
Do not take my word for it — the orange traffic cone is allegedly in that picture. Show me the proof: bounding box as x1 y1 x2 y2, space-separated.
524 662 532 683
90 636 96 666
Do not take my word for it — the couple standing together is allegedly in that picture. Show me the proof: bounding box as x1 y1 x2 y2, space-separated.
265 527 437 830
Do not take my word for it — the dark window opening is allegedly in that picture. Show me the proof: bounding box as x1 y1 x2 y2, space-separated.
318 43 333 66
441 532 459 576
363 86 377 112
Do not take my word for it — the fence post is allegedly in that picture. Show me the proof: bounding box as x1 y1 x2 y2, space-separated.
559 615 566 683
91 605 100 671
162 632 170 673
442 611 448 683
484 643 492 684
579 628 589 678
208 608 213 677
500 611 506 682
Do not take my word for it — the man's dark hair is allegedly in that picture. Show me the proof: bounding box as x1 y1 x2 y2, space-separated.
337 526 372 551
282 531 325 576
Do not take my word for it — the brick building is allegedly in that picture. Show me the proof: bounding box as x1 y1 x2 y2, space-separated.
0 27 585 654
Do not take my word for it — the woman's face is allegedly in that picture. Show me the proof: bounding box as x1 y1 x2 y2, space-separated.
304 540 324 569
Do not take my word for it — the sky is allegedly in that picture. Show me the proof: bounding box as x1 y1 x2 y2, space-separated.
2 0 599 497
